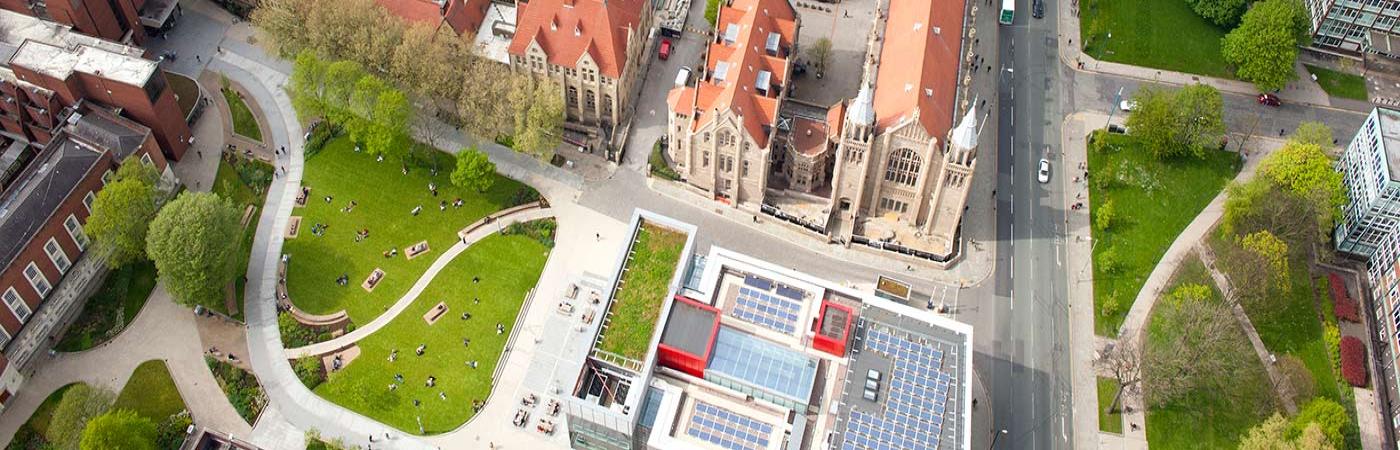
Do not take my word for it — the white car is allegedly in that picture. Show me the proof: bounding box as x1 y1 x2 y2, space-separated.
1037 159 1050 183
1119 100 1137 112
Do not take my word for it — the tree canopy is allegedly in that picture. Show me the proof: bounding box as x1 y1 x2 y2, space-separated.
145 192 242 308
1257 140 1347 231
1291 121 1335 149
47 385 115 450
1222 0 1309 92
1142 283 1244 407
1185 0 1253 27
450 148 497 192
1288 398 1350 449
86 160 161 268
1125 84 1226 159
288 52 412 159
511 77 565 159
79 410 156 450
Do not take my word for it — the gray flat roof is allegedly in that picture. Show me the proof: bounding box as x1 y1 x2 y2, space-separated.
659 299 716 356
0 9 155 87
1378 107 1400 182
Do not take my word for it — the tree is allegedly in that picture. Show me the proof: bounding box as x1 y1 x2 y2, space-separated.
1223 178 1322 248
1098 334 1141 414
1296 423 1337 450
302 0 401 72
457 61 516 140
1222 0 1308 92
451 148 496 192
1240 413 1293 450
289 50 327 116
47 385 115 450
1171 83 1227 157
1124 86 1178 158
1185 0 1253 27
1289 398 1349 448
249 0 310 57
1094 199 1116 231
1142 283 1243 407
1291 121 1335 149
86 161 160 268
366 88 411 159
1240 229 1290 290
806 38 833 75
145 192 242 308
79 410 156 450
513 78 565 159
391 23 466 100
1258 141 1347 233
321 60 367 127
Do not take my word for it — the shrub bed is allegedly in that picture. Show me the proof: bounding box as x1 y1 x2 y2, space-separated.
292 357 327 390
1341 336 1368 387
205 357 266 424
1328 273 1360 323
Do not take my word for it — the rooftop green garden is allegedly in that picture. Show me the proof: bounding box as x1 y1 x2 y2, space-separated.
596 221 687 362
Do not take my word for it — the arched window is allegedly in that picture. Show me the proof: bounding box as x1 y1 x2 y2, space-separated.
884 148 921 186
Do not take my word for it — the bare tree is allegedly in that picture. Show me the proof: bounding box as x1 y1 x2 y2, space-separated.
1142 283 1247 407
1099 334 1141 414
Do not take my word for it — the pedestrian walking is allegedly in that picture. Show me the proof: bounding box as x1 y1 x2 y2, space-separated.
196 149 202 159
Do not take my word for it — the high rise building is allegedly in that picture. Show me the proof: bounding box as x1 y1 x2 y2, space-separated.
1302 0 1400 56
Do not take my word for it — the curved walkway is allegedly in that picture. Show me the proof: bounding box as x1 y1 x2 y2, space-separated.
285 206 556 358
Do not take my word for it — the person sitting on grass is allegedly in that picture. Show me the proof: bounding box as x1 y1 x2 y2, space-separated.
462 337 471 347
440 392 447 400
388 349 398 362
426 376 436 387
461 312 472 320
415 344 426 356
469 360 478 369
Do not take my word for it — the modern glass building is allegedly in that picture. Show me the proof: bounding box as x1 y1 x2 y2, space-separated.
1337 107 1400 258
1303 0 1400 55
704 326 819 412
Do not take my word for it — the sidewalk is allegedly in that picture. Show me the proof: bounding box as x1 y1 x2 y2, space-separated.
1053 0 1346 111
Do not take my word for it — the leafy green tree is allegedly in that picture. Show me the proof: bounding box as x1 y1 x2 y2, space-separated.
1094 199 1116 231
451 148 496 192
289 50 327 116
1124 86 1178 158
366 89 411 159
1171 83 1227 157
47 385 115 450
1237 229 1290 295
1185 0 1253 27
145 192 242 308
1222 0 1308 92
1291 121 1335 148
321 60 366 126
1289 398 1350 449
1258 141 1347 232
806 38 833 75
79 410 156 450
513 78 565 159
1239 413 1292 450
86 161 161 268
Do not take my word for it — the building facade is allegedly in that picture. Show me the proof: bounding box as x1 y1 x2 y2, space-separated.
0 108 171 413
0 0 181 45
1337 107 1400 258
665 0 798 206
1303 0 1400 56
508 0 654 155
0 9 192 161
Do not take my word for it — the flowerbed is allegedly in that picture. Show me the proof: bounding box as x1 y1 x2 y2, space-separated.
1340 336 1368 387
1328 273 1360 323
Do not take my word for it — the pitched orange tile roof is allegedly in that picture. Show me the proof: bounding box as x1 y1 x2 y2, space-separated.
444 0 489 35
376 0 485 36
682 0 796 148
377 0 446 27
872 0 965 141
508 0 647 78
826 100 845 140
792 116 829 156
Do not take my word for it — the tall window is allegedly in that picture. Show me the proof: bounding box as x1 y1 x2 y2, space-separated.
64 215 87 251
567 86 579 107
83 192 96 212
884 149 922 186
585 89 597 112
44 239 70 274
0 327 10 349
23 263 50 298
2 288 29 323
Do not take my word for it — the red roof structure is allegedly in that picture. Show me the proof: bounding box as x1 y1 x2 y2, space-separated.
872 0 965 140
670 0 795 149
376 0 487 36
508 0 647 78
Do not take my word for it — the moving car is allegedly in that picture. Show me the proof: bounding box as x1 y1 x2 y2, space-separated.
659 38 672 60
1257 93 1281 107
1032 0 1044 18
1037 158 1051 183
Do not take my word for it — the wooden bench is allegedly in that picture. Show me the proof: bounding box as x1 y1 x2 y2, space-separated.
405 241 431 260
362 268 385 292
423 301 449 325
286 216 302 239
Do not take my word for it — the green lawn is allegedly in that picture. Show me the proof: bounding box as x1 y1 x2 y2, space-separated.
285 135 531 324
1097 377 1123 434
1080 0 1234 78
211 157 272 319
312 231 551 434
222 87 262 142
1305 65 1369 101
55 260 158 352
1144 254 1276 448
596 221 687 361
1090 132 1240 335
113 360 186 421
6 383 80 450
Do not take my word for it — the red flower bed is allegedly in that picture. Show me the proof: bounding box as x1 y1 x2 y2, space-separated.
1341 336 1369 387
1330 273 1360 323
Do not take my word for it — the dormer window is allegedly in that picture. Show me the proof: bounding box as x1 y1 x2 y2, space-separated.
714 61 730 82
723 24 740 45
765 32 780 55
755 70 771 96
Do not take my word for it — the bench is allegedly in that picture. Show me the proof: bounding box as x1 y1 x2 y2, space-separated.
362 268 385 292
423 301 449 325
295 187 310 207
286 216 302 238
406 241 431 260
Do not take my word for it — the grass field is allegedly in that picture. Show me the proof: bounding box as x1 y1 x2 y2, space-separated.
1144 254 1276 448
211 157 272 319
284 135 532 324
1305 65 1368 101
1097 377 1123 434
113 360 186 421
595 221 687 361
222 87 262 142
1079 0 1234 78
1089 132 1240 335
313 231 551 434
55 260 157 351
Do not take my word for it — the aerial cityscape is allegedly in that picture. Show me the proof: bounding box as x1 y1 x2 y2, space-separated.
0 0 1393 448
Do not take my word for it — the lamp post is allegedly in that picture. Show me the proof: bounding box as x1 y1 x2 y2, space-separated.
1104 86 1124 130
990 429 1009 449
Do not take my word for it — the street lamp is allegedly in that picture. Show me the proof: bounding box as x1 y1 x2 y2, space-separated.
1104 86 1125 130
990 429 1009 449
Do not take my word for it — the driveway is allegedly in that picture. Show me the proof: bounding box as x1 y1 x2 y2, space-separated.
619 0 711 170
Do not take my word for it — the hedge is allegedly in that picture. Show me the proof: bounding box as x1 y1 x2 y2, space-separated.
1329 273 1360 323
1340 336 1368 387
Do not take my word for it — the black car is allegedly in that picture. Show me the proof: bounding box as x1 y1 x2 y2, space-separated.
1033 0 1045 18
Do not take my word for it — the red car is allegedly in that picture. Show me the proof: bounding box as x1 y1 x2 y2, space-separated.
659 39 672 60
1258 93 1281 107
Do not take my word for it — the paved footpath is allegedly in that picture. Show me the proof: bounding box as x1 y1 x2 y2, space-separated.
0 284 251 444
285 207 557 359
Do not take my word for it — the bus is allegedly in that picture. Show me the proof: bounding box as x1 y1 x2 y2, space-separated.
1000 0 1014 25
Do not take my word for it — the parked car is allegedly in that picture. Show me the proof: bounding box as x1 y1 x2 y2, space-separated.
659 38 672 60
1257 93 1281 107
1119 100 1137 112
1107 124 1128 134
675 66 692 87
1033 0 1045 18
1037 158 1051 183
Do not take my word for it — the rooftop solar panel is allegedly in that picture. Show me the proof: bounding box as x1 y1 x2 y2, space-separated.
687 401 774 450
731 287 802 335
841 323 960 450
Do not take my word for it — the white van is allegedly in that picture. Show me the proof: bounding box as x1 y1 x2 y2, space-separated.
675 66 692 87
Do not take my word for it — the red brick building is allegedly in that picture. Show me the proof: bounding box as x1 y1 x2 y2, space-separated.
0 8 192 161
0 107 170 412
0 0 181 45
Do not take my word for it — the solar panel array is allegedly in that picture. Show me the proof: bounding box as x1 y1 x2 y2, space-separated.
687 401 774 450
732 286 801 334
841 324 957 450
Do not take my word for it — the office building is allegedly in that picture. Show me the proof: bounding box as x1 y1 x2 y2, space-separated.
1302 0 1400 56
